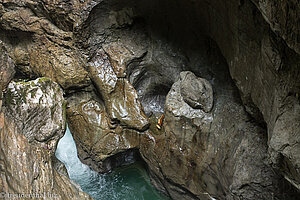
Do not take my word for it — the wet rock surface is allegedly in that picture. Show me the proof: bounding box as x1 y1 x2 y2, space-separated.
66 90 141 173
196 0 300 190
250 0 300 54
140 70 292 200
87 48 149 131
0 0 299 199
164 71 213 149
0 78 91 199
0 41 15 92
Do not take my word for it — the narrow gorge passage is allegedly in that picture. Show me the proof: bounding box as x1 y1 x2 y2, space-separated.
0 0 299 200
55 127 169 200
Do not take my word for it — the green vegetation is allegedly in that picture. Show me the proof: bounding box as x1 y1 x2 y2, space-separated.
3 87 14 106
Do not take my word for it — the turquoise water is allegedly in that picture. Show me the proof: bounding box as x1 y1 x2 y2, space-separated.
55 127 169 200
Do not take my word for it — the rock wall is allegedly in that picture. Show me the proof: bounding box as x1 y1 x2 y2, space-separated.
0 0 299 200
190 0 300 191
0 76 91 199
0 0 91 89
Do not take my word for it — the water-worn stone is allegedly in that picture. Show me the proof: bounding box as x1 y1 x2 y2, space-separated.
250 0 300 54
196 0 300 190
87 49 149 131
75 0 299 198
179 71 213 112
66 91 140 173
87 49 118 95
0 77 91 199
140 71 292 200
269 96 300 190
77 1 185 116
108 79 150 131
120 0 300 193
103 42 134 78
29 43 91 90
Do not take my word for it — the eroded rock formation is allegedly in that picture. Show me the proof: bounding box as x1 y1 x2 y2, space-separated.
0 77 91 199
86 48 149 131
66 90 141 173
0 0 299 199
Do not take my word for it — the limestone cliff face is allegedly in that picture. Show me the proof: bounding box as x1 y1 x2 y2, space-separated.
192 0 300 191
0 0 299 200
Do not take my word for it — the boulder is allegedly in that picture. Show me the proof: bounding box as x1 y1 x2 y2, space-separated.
165 72 213 148
179 71 213 112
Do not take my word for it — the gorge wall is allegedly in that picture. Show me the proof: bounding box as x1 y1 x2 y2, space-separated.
0 48 91 199
0 0 299 199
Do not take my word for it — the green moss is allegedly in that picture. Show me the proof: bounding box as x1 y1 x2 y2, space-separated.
37 77 51 82
40 78 53 93
16 79 34 86
7 79 40 107
3 88 15 107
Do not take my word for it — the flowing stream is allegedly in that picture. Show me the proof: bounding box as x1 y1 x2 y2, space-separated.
55 127 169 200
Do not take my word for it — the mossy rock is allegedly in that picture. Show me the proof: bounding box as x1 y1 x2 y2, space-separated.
3 77 66 143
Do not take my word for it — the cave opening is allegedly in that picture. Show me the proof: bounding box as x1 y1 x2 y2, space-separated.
75 0 243 117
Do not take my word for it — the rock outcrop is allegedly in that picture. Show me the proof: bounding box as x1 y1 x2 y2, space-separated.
66 90 140 173
140 71 291 200
86 48 149 131
164 71 213 149
179 71 213 112
0 0 91 89
0 78 91 199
